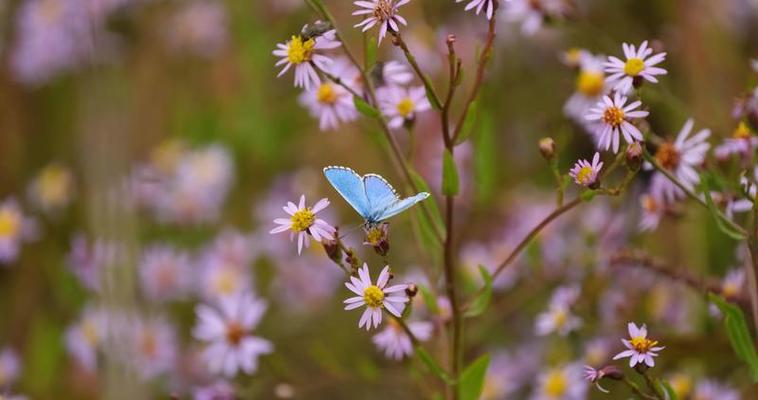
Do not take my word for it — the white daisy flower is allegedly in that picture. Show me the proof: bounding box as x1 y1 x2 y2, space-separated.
569 152 603 187
535 305 582 337
352 0 410 44
376 85 431 129
456 0 497 20
299 58 360 131
372 319 433 359
503 0 567 36
192 291 273 377
585 92 648 153
532 363 588 400
714 122 758 161
344 264 409 330
612 322 665 368
270 194 336 255
649 118 710 201
564 53 610 122
273 29 341 90
604 40 667 94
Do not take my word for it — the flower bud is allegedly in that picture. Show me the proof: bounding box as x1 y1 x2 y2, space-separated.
599 365 624 380
446 34 457 46
539 137 556 160
364 223 390 257
405 283 418 298
625 142 643 171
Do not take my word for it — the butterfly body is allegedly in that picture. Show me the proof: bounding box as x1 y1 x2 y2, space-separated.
323 166 430 224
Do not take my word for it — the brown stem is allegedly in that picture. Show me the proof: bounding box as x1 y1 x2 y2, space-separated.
451 0 500 143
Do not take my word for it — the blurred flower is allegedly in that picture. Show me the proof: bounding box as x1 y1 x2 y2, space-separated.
667 372 693 399
612 322 664 368
377 85 431 129
721 268 745 300
604 40 667 94
27 163 74 214
638 190 665 232
352 0 410 44
583 337 613 367
130 316 177 380
585 93 648 153
648 119 710 201
270 195 336 255
164 0 229 58
456 0 497 20
732 87 758 129
299 57 360 131
66 234 123 292
714 121 758 161
0 198 37 265
344 264 409 330
273 29 341 90
193 380 236 400
372 319 432 359
0 347 21 388
532 363 588 400
693 379 740 400
502 0 568 36
193 292 273 377
139 244 193 302
480 351 526 399
535 286 582 336
381 60 413 86
569 152 603 187
270 251 343 313
564 53 610 123
65 306 105 373
197 253 253 301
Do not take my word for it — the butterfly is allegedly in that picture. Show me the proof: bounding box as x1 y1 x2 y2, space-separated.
323 166 430 225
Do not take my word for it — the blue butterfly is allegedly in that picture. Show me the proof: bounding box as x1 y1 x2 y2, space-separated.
323 166 430 225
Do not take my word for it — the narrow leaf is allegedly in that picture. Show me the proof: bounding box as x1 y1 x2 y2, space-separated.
464 265 493 318
702 178 747 240
660 380 679 400
708 293 758 381
455 101 478 145
419 284 439 315
458 354 491 400
364 36 377 70
442 149 460 196
353 96 381 119
424 77 442 110
416 347 452 384
409 168 445 231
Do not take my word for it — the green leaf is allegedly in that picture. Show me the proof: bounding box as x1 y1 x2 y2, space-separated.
458 353 491 400
702 177 748 240
708 293 758 381
425 80 443 110
660 380 679 400
464 265 493 318
580 189 596 202
455 101 478 145
416 347 453 384
419 284 440 315
409 168 445 231
442 149 460 196
364 36 377 70
353 96 381 119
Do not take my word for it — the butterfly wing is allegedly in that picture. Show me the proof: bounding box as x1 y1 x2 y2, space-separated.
374 192 430 222
362 174 400 222
323 166 371 219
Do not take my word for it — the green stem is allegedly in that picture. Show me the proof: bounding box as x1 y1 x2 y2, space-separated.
392 32 442 110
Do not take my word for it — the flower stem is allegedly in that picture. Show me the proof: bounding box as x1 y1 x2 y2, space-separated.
392 32 443 110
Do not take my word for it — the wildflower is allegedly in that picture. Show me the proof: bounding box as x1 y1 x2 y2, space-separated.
0 347 21 387
714 121 758 161
668 372 693 399
604 40 667 94
564 53 609 122
377 85 431 129
648 119 710 201
193 291 273 377
638 189 665 232
569 153 603 187
139 245 193 302
344 264 409 330
27 163 74 213
381 60 413 86
270 195 336 254
583 365 622 393
693 380 740 400
585 92 648 153
352 0 410 44
130 316 177 380
66 235 121 292
193 380 236 400
720 268 745 300
198 254 253 300
363 222 390 256
532 363 588 400
372 319 432 359
612 322 664 368
503 0 568 36
273 29 340 90
481 351 527 399
456 0 497 20
583 338 612 367
0 198 36 265
164 0 229 58
65 306 105 372
299 57 360 131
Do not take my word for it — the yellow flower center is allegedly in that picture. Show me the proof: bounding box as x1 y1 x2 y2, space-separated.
82 320 99 346
213 269 237 295
552 308 568 328
602 106 625 127
373 0 393 21
396 98 415 118
290 209 315 232
733 122 752 139
630 336 658 353
365 227 384 246
0 208 21 239
316 83 339 104
670 374 693 398
564 48 583 66
544 370 567 396
286 35 316 65
363 285 385 308
655 143 680 170
576 71 604 96
575 166 595 186
37 165 71 206
624 58 645 76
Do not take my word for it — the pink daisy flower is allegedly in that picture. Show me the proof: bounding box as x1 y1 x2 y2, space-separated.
569 152 603 187
353 0 410 44
585 92 648 153
344 264 409 330
612 322 665 368
270 195 336 254
604 40 667 94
